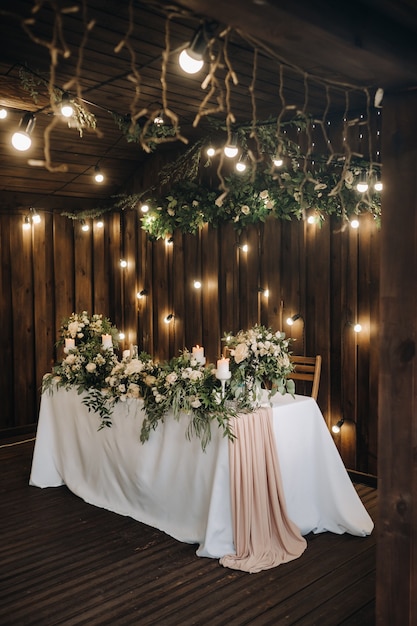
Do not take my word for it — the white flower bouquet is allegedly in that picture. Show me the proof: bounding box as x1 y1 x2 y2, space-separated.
223 324 295 408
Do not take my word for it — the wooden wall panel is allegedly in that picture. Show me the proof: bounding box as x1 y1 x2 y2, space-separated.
32 213 55 415
0 214 14 428
53 216 74 353
201 225 220 363
10 215 36 426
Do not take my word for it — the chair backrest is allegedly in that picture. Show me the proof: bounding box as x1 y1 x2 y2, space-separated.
289 355 322 401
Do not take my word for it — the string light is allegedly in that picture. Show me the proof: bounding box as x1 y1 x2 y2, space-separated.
81 219 89 232
120 259 127 268
119 332 125 340
224 133 239 158
332 418 344 434
0 108 7 119
60 93 74 118
140 203 149 213
22 215 31 231
206 146 215 157
11 112 36 151
350 218 360 229
193 279 202 289
353 323 362 333
94 165 104 183
178 25 207 74
286 313 302 326
239 243 249 252
96 219 104 228
30 207 41 224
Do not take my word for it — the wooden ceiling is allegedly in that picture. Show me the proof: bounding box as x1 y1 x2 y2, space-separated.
1 0 417 208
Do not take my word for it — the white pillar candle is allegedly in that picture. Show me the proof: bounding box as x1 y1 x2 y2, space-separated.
192 345 205 363
64 338 75 353
102 334 113 349
216 357 230 378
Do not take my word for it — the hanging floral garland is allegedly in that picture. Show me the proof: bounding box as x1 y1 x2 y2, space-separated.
108 117 382 239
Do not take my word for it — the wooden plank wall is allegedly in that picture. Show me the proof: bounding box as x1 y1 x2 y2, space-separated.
0 203 379 474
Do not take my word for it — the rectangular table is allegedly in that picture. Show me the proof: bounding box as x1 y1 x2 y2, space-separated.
30 389 373 560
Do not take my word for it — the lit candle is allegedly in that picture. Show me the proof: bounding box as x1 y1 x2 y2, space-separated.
192 345 205 364
216 357 230 378
102 334 113 349
64 338 75 353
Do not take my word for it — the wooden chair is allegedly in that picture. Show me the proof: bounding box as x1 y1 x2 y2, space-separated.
288 355 322 401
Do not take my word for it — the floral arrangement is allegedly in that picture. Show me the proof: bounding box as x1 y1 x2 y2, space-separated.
139 350 236 450
42 312 120 399
223 324 295 408
42 315 295 448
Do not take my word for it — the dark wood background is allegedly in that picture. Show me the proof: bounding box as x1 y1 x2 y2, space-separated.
0 189 379 475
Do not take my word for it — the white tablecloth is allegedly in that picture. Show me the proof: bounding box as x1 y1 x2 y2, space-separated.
29 389 373 558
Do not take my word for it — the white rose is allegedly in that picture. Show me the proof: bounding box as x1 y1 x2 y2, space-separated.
189 369 203 382
241 204 250 215
190 397 202 408
259 190 269 199
86 362 97 373
166 372 178 385
145 375 156 386
125 360 145 375
233 342 249 364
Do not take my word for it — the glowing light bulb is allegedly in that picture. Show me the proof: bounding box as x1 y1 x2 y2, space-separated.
356 182 368 193
350 219 360 229
374 181 383 192
120 259 127 268
94 166 104 183
96 220 104 228
236 161 246 172
0 108 7 119
119 332 125 340
140 204 149 213
353 323 362 333
224 144 238 158
206 147 215 157
22 216 31 231
179 49 204 74
193 280 202 289
81 221 89 232
240 243 248 252
273 157 283 167
12 131 32 151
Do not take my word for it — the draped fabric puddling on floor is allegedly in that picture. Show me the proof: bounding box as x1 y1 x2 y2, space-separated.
220 407 307 573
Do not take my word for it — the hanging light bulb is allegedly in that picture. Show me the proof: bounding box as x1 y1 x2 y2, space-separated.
374 180 383 192
96 219 104 228
11 113 36 151
120 259 127 268
94 165 104 183
350 218 360 229
332 418 344 434
136 289 147 299
353 323 362 333
206 146 215 157
286 313 302 326
0 108 8 119
224 133 239 158
140 203 149 213
193 279 202 289
179 25 207 74
60 93 74 118
273 156 283 167
235 155 247 173
22 215 31 231
164 313 174 324
30 207 41 224
356 172 369 193
81 219 89 232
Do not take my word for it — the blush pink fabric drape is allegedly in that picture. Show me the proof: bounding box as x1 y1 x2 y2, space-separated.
220 407 307 573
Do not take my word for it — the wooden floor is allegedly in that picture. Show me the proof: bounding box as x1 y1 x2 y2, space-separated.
0 438 377 626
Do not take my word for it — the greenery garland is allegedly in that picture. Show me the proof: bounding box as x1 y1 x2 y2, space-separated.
112 118 382 239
